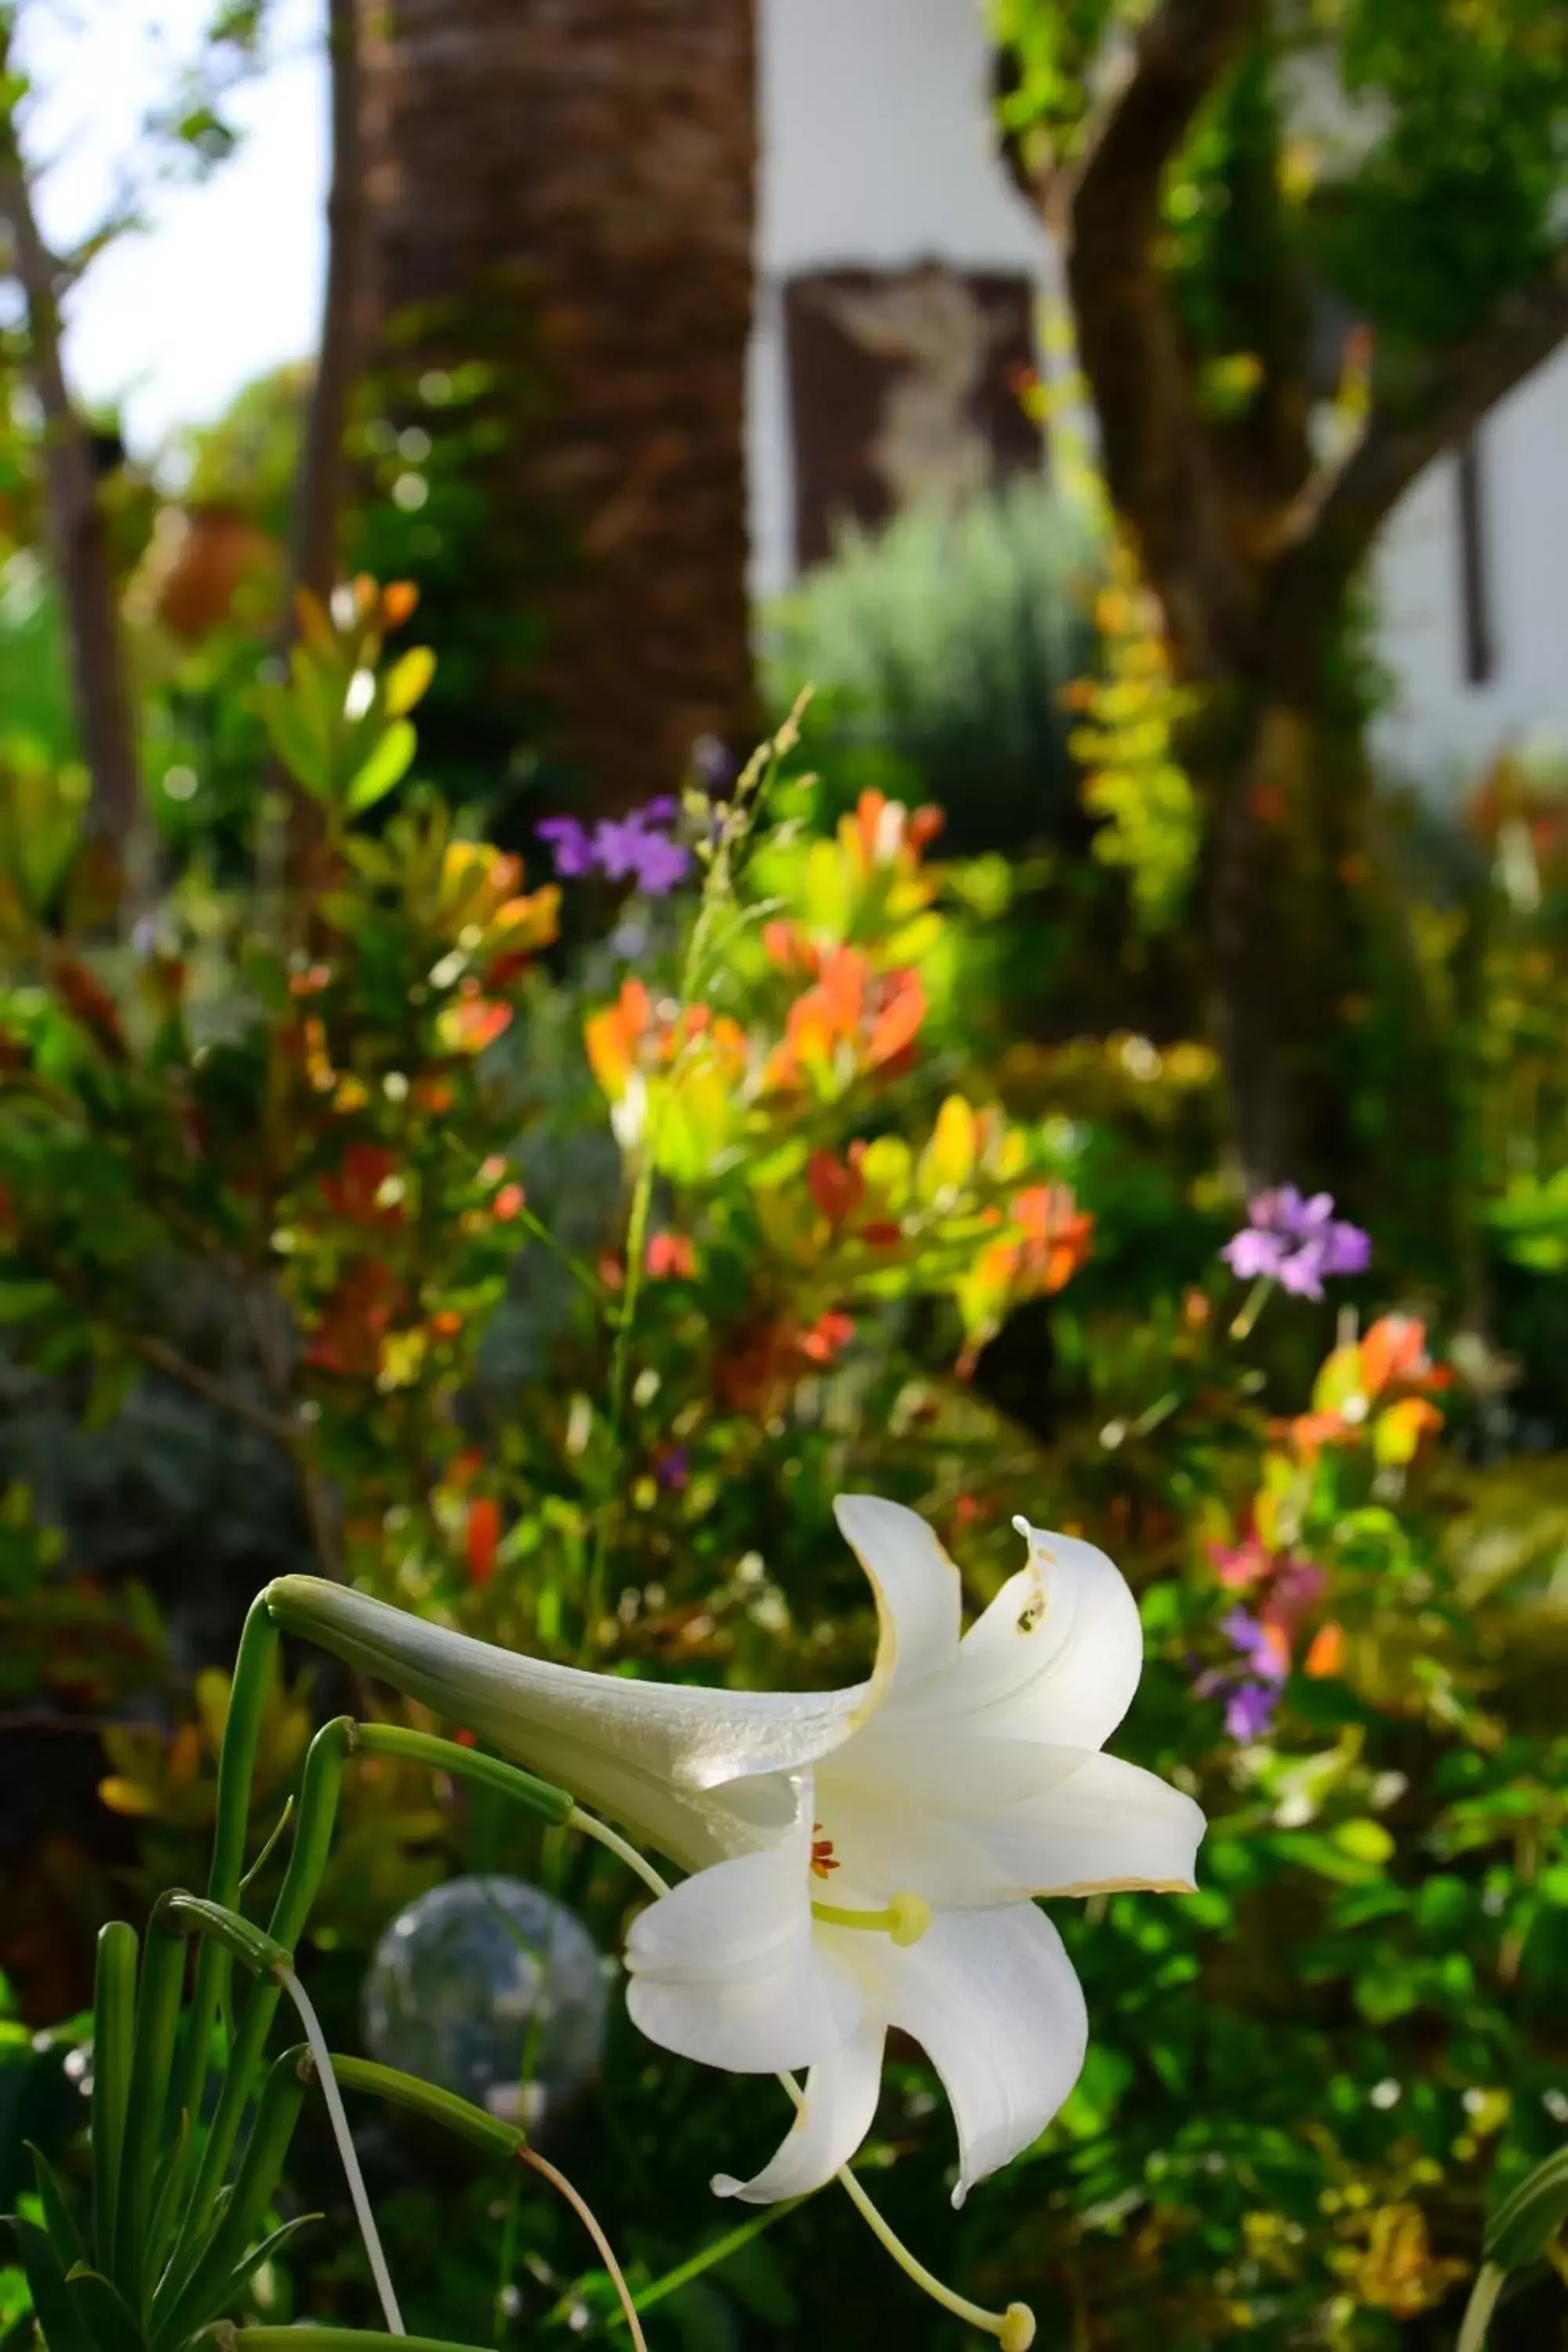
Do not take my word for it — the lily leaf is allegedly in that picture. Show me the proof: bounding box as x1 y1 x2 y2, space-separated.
27 2143 87 2274
65 2264 143 2352
5 2215 90 2352
1485 2143 1568 2270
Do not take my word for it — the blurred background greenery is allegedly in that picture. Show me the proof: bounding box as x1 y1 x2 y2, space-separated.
3 2 1568 2348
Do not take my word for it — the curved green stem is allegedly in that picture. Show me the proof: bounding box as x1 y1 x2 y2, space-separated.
353 1724 572 1827
328 2056 525 2161
212 2333 481 2352
1457 2263 1504 2352
276 1962 404 2336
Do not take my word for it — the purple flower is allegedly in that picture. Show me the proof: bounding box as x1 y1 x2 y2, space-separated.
1221 1184 1370 1298
593 815 692 895
624 829 692 895
655 1446 690 1492
535 815 597 877
1196 1606 1289 1744
1218 1608 1289 1684
1224 1680 1281 1741
539 795 693 896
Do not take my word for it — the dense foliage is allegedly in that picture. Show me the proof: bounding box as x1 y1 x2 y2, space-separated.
2 582 1568 2351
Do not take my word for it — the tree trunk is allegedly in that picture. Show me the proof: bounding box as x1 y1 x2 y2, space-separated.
358 0 757 813
0 78 141 865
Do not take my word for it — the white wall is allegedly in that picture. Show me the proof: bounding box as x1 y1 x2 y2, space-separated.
748 0 1047 598
1371 345 1568 800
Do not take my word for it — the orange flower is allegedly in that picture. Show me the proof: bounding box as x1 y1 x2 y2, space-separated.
1303 1622 1345 1678
865 967 926 1068
645 1231 697 1280
381 580 419 630
492 1182 526 1222
466 1497 501 1587
1013 1185 1094 1293
767 948 927 1091
438 984 513 1055
585 977 654 1099
799 1310 855 1364
1359 1313 1442 1397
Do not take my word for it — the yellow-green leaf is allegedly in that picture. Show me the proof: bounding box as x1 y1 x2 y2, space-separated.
384 644 437 719
346 720 417 813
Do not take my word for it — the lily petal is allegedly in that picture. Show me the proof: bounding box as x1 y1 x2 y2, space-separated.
833 1494 964 1706
862 1902 1088 2207
624 1795 862 2074
265 1574 859 1870
971 1750 1206 1898
891 1524 1143 1755
814 1739 1092 1907
711 2022 886 2203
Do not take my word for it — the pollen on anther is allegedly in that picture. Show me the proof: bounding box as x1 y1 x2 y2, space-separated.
810 1824 840 1879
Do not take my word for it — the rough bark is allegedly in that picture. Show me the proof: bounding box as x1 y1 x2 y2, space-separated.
0 77 141 859
359 0 757 811
286 0 368 615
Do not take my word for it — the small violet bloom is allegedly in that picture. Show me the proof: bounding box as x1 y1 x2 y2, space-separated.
1196 1607 1288 1744
1223 1681 1281 1742
536 797 692 895
1221 1185 1370 1301
535 815 597 877
655 1446 690 1492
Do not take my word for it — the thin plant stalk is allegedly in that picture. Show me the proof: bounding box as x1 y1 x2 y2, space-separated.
516 2147 648 2352
276 1962 405 2336
1457 2263 1504 2352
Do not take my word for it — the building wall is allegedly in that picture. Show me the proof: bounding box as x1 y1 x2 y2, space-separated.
1371 347 1568 800
748 0 1045 600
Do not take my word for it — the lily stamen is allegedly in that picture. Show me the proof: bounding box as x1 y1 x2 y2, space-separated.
810 1889 932 1947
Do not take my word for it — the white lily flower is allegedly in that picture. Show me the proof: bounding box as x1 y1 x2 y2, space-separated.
266 1497 1203 2212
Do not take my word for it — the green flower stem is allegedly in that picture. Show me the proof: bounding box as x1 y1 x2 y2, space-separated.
158 1892 293 1977
515 2144 647 2352
1229 1274 1273 1341
1456 2263 1504 2352
89 1921 138 2274
325 2060 649 2352
175 1716 355 2256
352 1724 574 1828
114 1907 190 2303
275 1962 404 2337
614 2200 801 2322
211 2333 485 2352
150 2048 309 2351
168 1596 281 2209
327 2055 526 2160
582 721 781 1655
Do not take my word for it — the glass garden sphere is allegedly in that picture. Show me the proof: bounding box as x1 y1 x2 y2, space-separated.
362 1875 611 2132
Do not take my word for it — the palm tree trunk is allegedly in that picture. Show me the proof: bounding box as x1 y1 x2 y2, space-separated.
359 0 757 812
